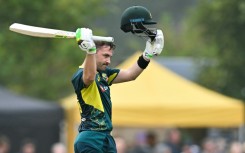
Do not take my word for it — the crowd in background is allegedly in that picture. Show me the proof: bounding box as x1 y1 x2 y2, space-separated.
1 128 244 153
115 129 245 153
0 135 66 153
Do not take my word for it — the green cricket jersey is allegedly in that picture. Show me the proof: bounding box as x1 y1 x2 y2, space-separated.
71 67 120 132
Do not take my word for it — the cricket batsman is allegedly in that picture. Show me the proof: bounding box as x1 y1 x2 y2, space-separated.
71 6 164 153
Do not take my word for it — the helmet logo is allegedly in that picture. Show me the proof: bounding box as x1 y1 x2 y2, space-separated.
130 18 145 23
149 13 152 18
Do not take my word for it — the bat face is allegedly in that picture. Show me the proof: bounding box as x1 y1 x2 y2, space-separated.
9 23 76 38
9 23 114 42
52 31 75 38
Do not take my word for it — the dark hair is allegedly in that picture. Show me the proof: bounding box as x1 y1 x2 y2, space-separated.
146 131 156 139
95 41 116 50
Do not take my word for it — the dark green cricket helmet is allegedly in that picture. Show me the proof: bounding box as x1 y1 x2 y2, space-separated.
120 6 157 33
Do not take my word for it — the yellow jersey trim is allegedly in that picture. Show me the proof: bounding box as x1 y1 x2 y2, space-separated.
81 81 104 112
108 73 118 85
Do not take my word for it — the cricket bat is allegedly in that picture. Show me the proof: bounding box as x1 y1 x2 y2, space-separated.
9 23 114 42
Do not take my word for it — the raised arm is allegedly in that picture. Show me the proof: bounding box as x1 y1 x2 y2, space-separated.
82 54 96 86
76 28 97 86
113 29 164 84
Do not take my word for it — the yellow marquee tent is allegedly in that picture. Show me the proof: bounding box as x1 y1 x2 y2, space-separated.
110 52 244 128
61 52 244 153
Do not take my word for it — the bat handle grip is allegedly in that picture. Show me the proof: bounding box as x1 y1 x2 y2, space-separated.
92 36 114 42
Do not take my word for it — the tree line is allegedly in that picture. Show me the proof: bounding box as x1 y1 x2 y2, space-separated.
0 0 244 101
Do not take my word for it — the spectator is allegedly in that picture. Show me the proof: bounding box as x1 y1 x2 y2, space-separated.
127 132 147 153
51 142 67 153
114 136 127 153
229 141 242 153
145 131 158 152
155 143 172 153
164 128 182 153
128 131 158 153
182 144 193 153
0 135 10 153
181 144 200 153
215 138 227 153
18 139 36 153
200 138 217 153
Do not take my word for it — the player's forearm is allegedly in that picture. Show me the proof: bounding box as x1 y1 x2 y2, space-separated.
122 54 150 81
113 63 144 83
128 62 144 80
83 54 97 86
113 54 150 83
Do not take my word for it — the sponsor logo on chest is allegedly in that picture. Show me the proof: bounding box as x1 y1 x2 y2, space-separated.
99 85 108 92
97 73 109 92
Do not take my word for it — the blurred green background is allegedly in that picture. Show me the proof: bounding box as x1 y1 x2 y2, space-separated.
1 0 245 153
1 0 245 101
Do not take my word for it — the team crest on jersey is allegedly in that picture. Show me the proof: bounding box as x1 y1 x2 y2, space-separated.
102 73 108 82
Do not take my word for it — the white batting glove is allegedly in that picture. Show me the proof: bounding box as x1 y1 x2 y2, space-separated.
75 28 96 54
143 29 164 60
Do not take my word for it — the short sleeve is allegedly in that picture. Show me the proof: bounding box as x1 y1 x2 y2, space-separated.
71 68 85 92
106 67 120 86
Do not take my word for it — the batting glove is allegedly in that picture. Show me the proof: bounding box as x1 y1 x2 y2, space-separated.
76 28 96 54
143 29 164 60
